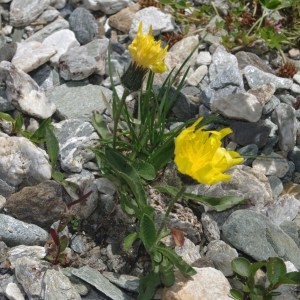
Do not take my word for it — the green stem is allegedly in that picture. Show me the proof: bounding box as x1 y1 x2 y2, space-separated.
156 186 186 241
113 88 130 148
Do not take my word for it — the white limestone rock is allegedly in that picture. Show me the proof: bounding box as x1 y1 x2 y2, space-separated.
0 61 56 119
12 41 56 73
0 136 51 186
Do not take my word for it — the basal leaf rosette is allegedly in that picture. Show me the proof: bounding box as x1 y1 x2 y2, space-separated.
174 118 244 185
121 21 168 91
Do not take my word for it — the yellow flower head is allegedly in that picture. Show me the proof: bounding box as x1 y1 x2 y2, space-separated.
174 118 244 185
128 22 168 74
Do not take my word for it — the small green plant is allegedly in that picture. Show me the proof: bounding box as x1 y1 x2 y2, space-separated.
45 190 92 266
230 256 300 300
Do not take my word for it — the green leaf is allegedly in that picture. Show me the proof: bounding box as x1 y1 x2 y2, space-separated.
104 147 147 210
260 0 281 9
45 126 59 169
14 113 24 132
230 289 244 300
0 112 15 123
152 250 163 263
159 257 175 287
133 160 156 181
51 170 64 182
140 214 157 253
91 110 111 140
231 257 251 278
157 246 196 277
58 235 69 253
279 271 300 284
123 232 139 251
266 257 287 287
29 118 52 144
138 271 161 300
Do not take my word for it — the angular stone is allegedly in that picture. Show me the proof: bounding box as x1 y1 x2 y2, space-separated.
5 180 65 230
82 0 130 14
0 136 51 187
163 267 232 300
12 41 56 73
10 0 50 27
244 65 293 89
0 61 56 119
0 214 48 246
42 29 80 64
222 209 300 269
69 7 98 45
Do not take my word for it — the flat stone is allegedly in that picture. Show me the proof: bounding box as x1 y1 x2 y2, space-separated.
11 41 56 73
10 0 50 27
72 266 133 300
222 209 300 269
82 0 130 14
0 214 48 246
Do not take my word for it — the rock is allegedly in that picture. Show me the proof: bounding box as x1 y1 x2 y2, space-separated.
108 3 140 33
82 0 130 14
211 92 262 122
271 103 297 151
5 180 65 230
102 272 139 293
0 214 48 246
69 7 98 45
222 209 300 269
46 82 112 121
268 175 284 200
35 7 60 24
0 136 51 187
196 51 212 66
30 64 60 91
7 245 46 268
201 213 220 241
10 0 50 27
244 65 293 89
175 238 201 265
59 38 108 80
0 61 56 119
42 29 80 64
5 282 24 300
163 267 232 300
11 41 56 73
252 152 289 178
41 269 81 300
72 266 133 300
26 17 70 43
229 120 271 148
205 240 238 276
186 65 208 86
0 42 17 62
53 119 97 173
129 6 175 38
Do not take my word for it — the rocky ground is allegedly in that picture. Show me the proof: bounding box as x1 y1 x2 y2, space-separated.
1 0 300 299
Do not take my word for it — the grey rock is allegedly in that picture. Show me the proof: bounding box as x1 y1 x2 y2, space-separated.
51 0 67 9
252 153 289 178
72 266 133 300
35 7 60 24
7 245 46 268
196 51 212 66
263 95 280 114
43 29 80 65
229 120 271 149
129 6 175 38
30 64 60 91
201 213 220 241
4 282 24 300
59 38 108 80
10 0 50 27
0 61 56 119
244 65 293 89
0 136 51 187
42 269 81 300
268 175 284 200
186 65 208 86
272 103 297 151
26 17 70 43
70 234 89 254
69 7 98 45
0 42 17 62
46 82 112 121
235 51 274 74
266 194 300 225
11 41 56 73
205 240 238 276
102 272 139 293
288 146 300 172
280 221 300 247
0 214 48 246
175 238 201 265
211 92 262 122
222 209 300 269
83 0 130 14
238 144 259 166
5 180 65 230
53 119 97 173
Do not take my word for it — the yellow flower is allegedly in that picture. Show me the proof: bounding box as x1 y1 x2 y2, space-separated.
128 22 168 74
174 118 244 185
